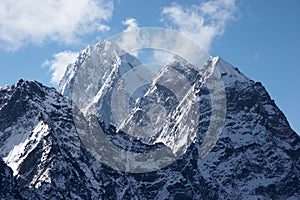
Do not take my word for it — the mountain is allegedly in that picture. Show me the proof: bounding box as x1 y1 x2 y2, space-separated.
0 80 105 199
59 40 149 126
0 40 299 199
0 157 22 199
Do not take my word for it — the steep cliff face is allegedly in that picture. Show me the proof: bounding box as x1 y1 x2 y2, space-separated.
190 57 300 199
0 80 105 199
59 40 145 126
0 157 22 199
100 56 300 199
0 40 299 199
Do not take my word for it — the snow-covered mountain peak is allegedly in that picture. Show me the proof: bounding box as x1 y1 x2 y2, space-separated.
59 40 144 126
0 79 104 199
0 79 54 110
167 55 196 68
59 45 93 95
95 40 124 55
59 40 139 96
151 55 200 88
0 49 299 198
207 56 251 86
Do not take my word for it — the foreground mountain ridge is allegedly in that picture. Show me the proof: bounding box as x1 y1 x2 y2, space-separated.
0 40 299 199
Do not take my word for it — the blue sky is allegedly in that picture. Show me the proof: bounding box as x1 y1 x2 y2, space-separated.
0 0 299 134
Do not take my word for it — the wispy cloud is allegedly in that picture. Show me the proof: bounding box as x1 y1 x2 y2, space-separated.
116 18 140 57
122 18 139 31
98 25 111 32
0 0 113 51
42 51 78 84
42 0 237 85
161 0 236 50
113 0 236 67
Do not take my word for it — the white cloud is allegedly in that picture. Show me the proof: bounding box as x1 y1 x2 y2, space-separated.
112 27 209 67
0 0 113 51
122 18 139 31
98 25 111 32
116 18 140 56
161 0 236 51
43 51 78 84
113 1 236 67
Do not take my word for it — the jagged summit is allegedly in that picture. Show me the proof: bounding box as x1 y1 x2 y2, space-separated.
59 40 146 126
0 79 104 199
59 40 137 96
59 45 93 95
0 79 57 116
203 56 251 86
0 40 299 199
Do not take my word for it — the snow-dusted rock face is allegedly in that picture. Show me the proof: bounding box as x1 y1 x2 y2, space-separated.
0 157 21 199
0 41 299 199
192 57 300 198
119 56 203 155
0 80 104 199
113 56 300 199
59 40 145 126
